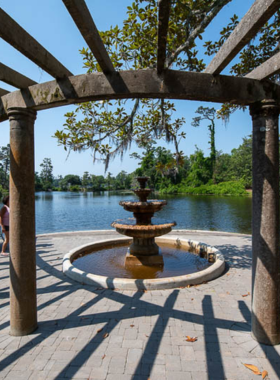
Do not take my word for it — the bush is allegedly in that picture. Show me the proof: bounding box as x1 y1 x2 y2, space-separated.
0 185 8 201
69 185 81 192
159 180 247 196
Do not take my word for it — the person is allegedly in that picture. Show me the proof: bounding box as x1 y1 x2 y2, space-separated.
0 195 9 256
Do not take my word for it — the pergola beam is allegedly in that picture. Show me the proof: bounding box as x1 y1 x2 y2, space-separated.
62 0 115 74
0 88 9 97
157 0 171 74
0 62 37 89
1 70 279 121
246 51 280 80
205 0 280 75
0 8 73 79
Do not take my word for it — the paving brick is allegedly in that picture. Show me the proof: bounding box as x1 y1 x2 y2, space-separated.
0 231 272 380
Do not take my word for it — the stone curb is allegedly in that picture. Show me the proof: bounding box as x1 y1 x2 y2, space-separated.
37 229 251 238
62 237 225 290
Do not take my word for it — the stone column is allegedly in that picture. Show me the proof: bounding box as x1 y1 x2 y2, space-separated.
8 107 37 336
250 100 280 345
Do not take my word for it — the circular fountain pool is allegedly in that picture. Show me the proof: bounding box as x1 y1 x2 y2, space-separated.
63 237 225 290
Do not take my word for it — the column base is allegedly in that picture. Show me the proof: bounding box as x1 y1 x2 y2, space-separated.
10 322 38 337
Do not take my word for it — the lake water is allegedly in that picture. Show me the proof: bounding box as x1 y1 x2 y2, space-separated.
35 191 252 235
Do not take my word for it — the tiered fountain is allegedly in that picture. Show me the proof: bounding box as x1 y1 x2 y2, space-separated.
111 177 176 267
63 176 225 290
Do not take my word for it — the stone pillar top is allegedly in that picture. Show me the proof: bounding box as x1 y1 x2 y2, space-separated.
7 107 37 121
249 99 280 118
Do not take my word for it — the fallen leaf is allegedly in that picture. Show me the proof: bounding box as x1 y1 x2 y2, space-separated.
226 273 230 276
243 363 262 375
103 332 109 339
102 354 106 360
130 324 134 327
191 298 194 301
97 328 103 333
262 370 268 379
143 290 148 293
186 336 198 342
226 292 230 295
187 285 191 288
242 292 250 297
145 334 149 337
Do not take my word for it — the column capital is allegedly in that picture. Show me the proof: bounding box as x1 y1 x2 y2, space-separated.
250 99 280 118
7 107 37 122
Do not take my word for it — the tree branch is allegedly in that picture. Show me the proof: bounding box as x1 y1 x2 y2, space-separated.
166 0 232 68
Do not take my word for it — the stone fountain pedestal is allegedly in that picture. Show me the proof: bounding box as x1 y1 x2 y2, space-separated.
112 177 176 267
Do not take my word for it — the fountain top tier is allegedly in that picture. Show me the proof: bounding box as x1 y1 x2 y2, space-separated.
133 176 152 202
112 176 176 227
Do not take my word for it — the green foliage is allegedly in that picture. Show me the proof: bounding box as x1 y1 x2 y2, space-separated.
54 0 233 169
160 180 247 196
69 185 81 192
0 185 8 200
192 107 217 179
59 174 81 191
0 144 10 190
205 12 280 119
40 158 54 191
185 148 212 187
229 136 252 188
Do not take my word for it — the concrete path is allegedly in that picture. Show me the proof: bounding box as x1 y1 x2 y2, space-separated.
0 230 279 380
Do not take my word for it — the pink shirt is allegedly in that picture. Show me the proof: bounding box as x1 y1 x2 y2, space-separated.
2 205 9 226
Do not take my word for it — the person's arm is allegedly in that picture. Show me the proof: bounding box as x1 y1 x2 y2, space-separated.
0 207 6 232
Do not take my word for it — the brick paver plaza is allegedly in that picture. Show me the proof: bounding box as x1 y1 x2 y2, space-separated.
0 230 280 380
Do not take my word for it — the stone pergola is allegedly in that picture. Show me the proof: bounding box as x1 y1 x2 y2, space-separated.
0 0 280 345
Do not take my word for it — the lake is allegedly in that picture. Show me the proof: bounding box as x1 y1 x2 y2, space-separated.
35 191 252 235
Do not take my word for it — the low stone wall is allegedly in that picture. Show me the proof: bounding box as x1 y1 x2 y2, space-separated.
63 237 225 290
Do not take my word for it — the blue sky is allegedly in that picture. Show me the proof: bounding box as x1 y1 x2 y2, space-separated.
0 0 255 177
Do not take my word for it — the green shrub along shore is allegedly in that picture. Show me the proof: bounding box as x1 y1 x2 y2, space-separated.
159 180 248 196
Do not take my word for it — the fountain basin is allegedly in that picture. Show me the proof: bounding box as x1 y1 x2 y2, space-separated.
63 237 225 290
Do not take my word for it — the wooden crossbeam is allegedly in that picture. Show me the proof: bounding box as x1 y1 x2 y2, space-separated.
62 0 115 74
246 51 280 80
1 70 279 122
205 0 280 75
0 88 9 97
0 8 73 79
0 62 37 89
157 0 171 74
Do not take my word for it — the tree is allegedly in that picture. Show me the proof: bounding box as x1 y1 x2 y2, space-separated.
185 147 211 187
230 136 252 188
59 174 81 190
115 170 131 190
40 158 54 191
54 0 232 169
204 12 280 118
35 171 43 191
91 175 106 191
192 107 217 179
0 144 10 190
82 171 91 188
213 152 232 183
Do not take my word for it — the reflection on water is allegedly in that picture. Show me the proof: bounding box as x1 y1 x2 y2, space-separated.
73 243 212 279
35 191 252 234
